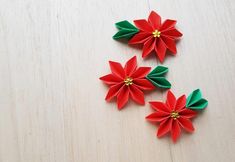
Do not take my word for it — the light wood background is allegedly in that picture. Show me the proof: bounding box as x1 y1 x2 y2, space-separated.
0 0 235 162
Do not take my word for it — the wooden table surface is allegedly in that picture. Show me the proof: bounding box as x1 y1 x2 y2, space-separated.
0 0 235 162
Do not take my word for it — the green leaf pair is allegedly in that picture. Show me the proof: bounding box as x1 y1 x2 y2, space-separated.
146 66 171 89
186 89 208 110
113 21 139 40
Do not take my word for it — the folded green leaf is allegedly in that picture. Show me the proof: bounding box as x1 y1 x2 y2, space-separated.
115 20 138 30
113 29 139 39
186 89 202 106
186 89 208 110
146 76 171 89
148 66 168 77
113 20 139 40
186 99 208 110
146 66 171 89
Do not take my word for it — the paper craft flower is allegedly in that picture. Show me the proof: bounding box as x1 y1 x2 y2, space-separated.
146 90 197 142
129 11 182 62
100 56 155 109
113 11 182 62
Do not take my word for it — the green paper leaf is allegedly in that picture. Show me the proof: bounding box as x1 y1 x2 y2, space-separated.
148 66 169 77
113 29 139 39
186 89 208 110
113 20 139 40
115 20 137 30
146 66 171 89
186 89 202 106
146 77 171 89
186 99 208 110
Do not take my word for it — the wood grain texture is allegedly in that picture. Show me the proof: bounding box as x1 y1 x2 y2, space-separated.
0 0 235 162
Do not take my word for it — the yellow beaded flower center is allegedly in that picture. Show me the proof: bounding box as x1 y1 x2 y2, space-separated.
170 111 180 120
152 30 161 38
124 77 133 86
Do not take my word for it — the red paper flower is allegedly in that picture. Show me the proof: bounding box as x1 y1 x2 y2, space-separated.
129 11 182 62
146 90 197 142
100 56 155 110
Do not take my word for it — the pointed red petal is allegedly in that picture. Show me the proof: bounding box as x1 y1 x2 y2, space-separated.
134 19 153 32
178 117 195 133
157 118 173 138
142 38 155 58
129 85 145 105
131 67 151 79
171 120 181 142
105 83 124 101
117 86 129 109
175 95 186 111
148 11 161 29
124 56 137 76
109 61 125 79
149 101 171 113
155 38 167 63
179 109 197 119
166 90 176 110
161 28 183 39
161 36 177 54
129 32 152 44
133 79 155 90
160 19 177 31
100 74 122 85
146 112 169 122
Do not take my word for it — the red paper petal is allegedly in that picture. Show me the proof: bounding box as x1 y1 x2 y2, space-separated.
148 11 161 30
155 38 167 63
175 95 186 111
178 117 195 133
100 74 122 85
109 61 125 79
179 109 197 119
146 112 169 122
117 86 129 109
161 28 183 39
149 101 171 113
171 120 181 142
161 36 177 54
134 19 153 32
124 56 137 76
166 90 176 110
129 85 145 105
133 79 155 90
157 118 173 137
105 83 124 101
131 67 151 79
142 38 155 58
129 32 152 44
160 19 177 31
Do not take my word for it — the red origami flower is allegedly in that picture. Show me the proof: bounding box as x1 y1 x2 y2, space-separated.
100 56 155 109
146 90 197 142
129 11 182 62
